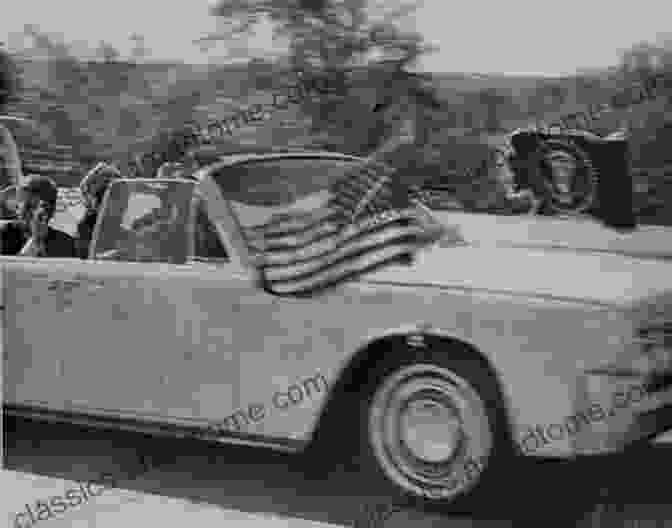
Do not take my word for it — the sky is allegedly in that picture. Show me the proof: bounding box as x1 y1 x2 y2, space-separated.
1 0 670 76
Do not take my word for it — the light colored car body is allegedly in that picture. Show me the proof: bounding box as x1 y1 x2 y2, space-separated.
2 152 672 472
434 209 672 261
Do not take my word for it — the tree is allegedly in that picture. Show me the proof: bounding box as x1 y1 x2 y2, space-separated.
620 41 661 79
543 82 567 107
130 33 149 62
654 33 672 70
199 0 437 154
477 87 511 132
97 41 120 63
0 48 19 111
23 24 72 61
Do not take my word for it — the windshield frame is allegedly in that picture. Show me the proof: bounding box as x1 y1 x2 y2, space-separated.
89 178 198 264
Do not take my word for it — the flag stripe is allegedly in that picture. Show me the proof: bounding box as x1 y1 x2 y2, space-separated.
330 177 393 206
333 171 381 194
251 208 424 260
261 219 432 281
246 150 444 296
246 209 342 239
262 229 427 285
247 220 343 253
261 241 420 296
331 167 381 191
260 217 425 272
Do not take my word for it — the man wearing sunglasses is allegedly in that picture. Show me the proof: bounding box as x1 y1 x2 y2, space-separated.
0 175 76 257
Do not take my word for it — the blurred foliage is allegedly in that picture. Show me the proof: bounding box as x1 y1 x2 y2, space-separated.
0 48 21 110
205 0 437 150
4 19 672 223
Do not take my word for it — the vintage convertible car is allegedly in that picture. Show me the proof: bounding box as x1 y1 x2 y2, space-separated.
3 151 672 508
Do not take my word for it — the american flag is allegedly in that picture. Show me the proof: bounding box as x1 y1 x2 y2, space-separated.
244 158 446 297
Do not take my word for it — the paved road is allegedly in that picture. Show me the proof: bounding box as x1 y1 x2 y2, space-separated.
4 417 672 527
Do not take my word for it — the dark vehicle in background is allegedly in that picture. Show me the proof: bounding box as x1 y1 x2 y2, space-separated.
430 127 672 261
505 127 635 229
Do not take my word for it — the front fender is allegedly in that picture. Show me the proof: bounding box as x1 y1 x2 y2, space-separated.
310 322 514 446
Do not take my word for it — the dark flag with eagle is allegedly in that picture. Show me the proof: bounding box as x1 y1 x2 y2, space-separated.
244 96 449 297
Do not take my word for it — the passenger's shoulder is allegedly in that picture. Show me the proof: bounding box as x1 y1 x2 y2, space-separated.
47 227 77 257
0 220 21 234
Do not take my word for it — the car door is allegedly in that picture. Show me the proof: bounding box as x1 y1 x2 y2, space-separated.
50 258 252 432
2 257 156 415
188 156 375 444
3 179 246 433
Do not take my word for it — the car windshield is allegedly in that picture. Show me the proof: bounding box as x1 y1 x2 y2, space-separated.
91 179 195 263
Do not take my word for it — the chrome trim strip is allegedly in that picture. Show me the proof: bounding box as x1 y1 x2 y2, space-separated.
583 367 649 378
3 403 305 453
630 336 672 346
361 278 625 310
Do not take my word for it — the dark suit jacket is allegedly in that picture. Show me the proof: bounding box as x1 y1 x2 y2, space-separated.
0 221 76 258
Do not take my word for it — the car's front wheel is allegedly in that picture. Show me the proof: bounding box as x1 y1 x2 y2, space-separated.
355 345 512 510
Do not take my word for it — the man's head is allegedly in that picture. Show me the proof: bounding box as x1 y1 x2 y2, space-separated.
16 175 59 229
80 162 122 211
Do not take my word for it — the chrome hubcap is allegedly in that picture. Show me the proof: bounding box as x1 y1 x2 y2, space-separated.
400 398 462 464
368 364 493 501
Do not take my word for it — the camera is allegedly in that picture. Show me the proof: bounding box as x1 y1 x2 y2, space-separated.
505 127 636 229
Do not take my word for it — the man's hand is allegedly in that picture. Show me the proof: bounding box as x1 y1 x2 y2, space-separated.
19 236 47 257
30 206 50 242
19 205 50 256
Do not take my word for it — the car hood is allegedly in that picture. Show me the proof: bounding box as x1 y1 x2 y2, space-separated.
362 240 672 308
431 211 672 260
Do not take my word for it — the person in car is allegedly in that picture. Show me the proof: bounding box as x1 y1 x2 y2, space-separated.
76 162 122 258
0 175 76 257
0 183 19 219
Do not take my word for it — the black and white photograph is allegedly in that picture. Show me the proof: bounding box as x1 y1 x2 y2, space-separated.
2 1 672 526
